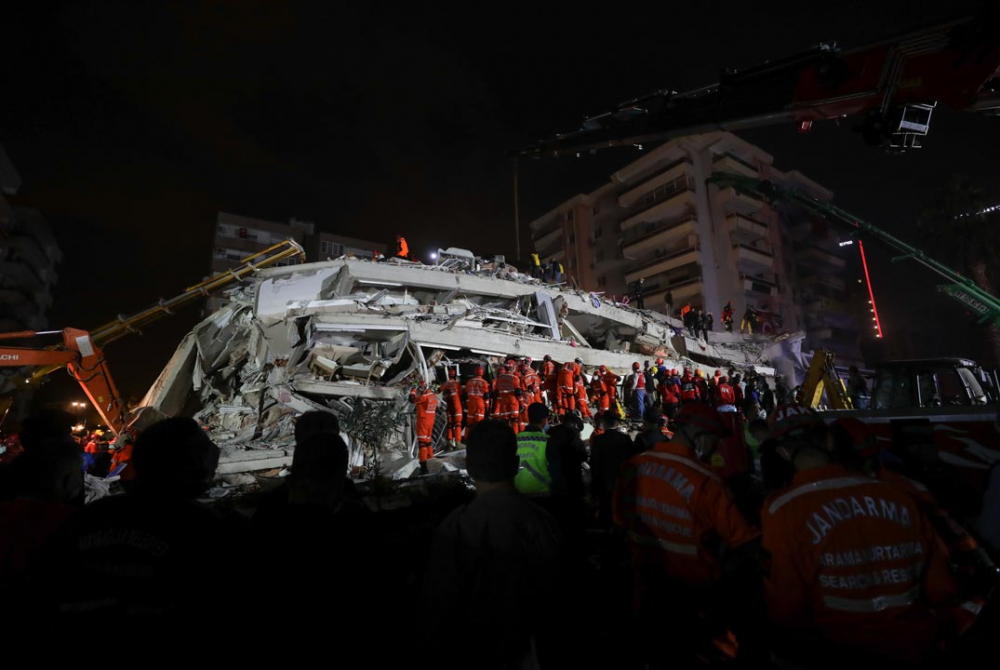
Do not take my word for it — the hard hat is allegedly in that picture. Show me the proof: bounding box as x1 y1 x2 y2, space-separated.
672 369 679 376
543 354 552 362
714 369 721 377
475 366 484 375
574 357 583 365
525 357 533 364
448 368 457 378
655 357 664 366
632 362 640 371
417 379 428 390
768 404 824 441
695 369 704 378
599 365 607 374
674 403 731 437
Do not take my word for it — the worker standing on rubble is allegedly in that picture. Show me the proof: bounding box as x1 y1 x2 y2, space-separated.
574 373 591 419
591 373 609 412
519 361 541 432
529 253 542 279
556 360 577 415
441 369 464 449
740 306 757 335
680 368 700 402
693 369 709 399
409 380 439 474
542 355 557 409
722 301 734 332
494 361 522 433
463 366 489 439
657 369 681 419
395 235 409 260
761 405 963 665
628 362 646 418
716 376 737 411
600 365 620 410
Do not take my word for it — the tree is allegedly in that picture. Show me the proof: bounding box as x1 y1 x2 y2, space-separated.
339 396 409 507
918 176 1000 365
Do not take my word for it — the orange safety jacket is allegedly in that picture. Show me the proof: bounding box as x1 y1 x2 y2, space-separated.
440 379 463 411
614 440 758 587
760 464 959 663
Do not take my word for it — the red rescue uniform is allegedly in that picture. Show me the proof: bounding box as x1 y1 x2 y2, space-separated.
602 370 620 405
556 363 576 415
591 376 609 411
574 377 591 419
761 464 959 664
493 372 520 431
679 373 700 402
543 360 557 407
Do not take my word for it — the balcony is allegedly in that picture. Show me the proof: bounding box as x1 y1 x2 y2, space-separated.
531 218 561 246
799 269 846 292
732 243 773 271
625 246 700 284
713 152 759 178
743 276 778 297
727 214 768 244
619 176 696 231
717 186 765 215
621 216 696 257
645 275 704 304
618 158 693 208
798 245 846 268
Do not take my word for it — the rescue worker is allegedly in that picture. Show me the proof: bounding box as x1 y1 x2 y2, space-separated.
556 360 576 416
542 355 557 408
760 404 963 665
109 431 136 480
614 403 759 661
740 306 757 335
520 362 541 432
591 373 609 412
395 234 409 260
574 374 591 419
679 368 700 402
409 380 439 474
440 368 464 449
493 360 522 433
657 368 681 419
664 289 674 317
515 403 551 495
628 362 646 418
632 277 646 310
529 252 542 279
715 375 737 411
600 365 620 409
722 301 734 332
693 369 709 399
463 366 489 439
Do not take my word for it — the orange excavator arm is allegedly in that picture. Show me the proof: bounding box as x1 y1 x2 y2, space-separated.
0 328 127 435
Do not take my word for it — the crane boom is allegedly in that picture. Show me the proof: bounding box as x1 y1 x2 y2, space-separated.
705 172 1000 327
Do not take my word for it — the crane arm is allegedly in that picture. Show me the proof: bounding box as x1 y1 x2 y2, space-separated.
706 172 1000 327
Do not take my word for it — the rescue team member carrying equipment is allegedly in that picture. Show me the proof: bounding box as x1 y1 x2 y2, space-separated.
463 366 489 439
760 404 967 666
409 381 439 474
440 368 463 449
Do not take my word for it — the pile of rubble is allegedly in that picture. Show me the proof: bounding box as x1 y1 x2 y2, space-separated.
136 252 801 476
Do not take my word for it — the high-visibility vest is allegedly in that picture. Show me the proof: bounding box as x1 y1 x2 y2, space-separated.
515 430 551 495
530 253 540 267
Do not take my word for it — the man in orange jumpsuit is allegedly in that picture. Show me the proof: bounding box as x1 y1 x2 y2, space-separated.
574 373 591 419
409 380 439 474
440 368 463 449
556 360 577 416
600 365 620 409
395 234 409 259
463 366 489 440
614 402 759 662
542 354 557 409
761 404 962 665
520 362 541 432
591 373 609 412
493 361 521 432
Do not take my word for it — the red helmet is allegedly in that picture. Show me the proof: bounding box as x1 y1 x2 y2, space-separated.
448 368 457 379
525 357 533 365
674 403 731 437
714 369 721 378
417 379 428 390
672 369 679 376
505 359 515 370
475 366 484 376
599 365 607 374
632 362 640 371
655 357 664 366
768 404 823 440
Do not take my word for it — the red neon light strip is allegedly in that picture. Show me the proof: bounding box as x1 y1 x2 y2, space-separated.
857 239 883 338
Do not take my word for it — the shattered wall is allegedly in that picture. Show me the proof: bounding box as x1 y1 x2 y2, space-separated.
138 255 798 475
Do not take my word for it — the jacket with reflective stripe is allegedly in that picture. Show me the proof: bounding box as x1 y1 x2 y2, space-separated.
464 377 488 398
760 464 958 662
514 430 551 495
613 441 758 587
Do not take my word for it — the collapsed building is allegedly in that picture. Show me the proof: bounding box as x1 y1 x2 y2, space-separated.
136 252 807 478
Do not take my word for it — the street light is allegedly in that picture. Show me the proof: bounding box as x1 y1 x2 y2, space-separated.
429 252 438 261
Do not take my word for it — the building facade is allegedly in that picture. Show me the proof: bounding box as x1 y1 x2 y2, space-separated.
209 212 386 312
528 132 863 364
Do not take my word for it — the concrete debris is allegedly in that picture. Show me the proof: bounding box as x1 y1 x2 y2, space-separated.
137 255 805 476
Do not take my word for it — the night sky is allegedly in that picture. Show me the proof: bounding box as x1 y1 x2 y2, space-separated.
3 0 999 407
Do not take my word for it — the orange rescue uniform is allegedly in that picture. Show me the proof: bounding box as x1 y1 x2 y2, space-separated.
761 464 959 664
410 388 439 463
440 378 463 443
574 377 591 419
556 363 576 415
463 376 489 436
493 371 520 431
